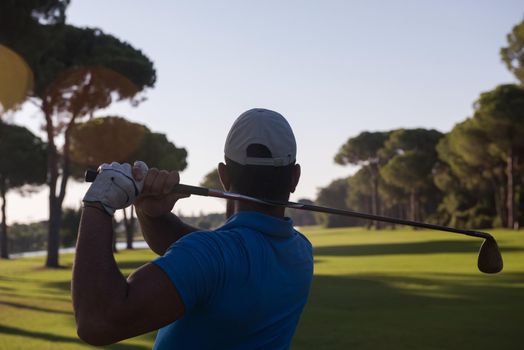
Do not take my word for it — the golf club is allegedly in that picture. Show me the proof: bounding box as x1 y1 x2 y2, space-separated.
85 169 503 274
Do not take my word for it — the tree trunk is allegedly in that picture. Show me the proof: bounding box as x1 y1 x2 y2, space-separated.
515 156 519 229
1 178 9 259
123 206 135 249
44 109 78 267
490 176 507 228
507 149 515 229
375 192 382 229
410 189 416 222
370 165 382 230
46 199 61 267
45 162 68 267
44 107 61 268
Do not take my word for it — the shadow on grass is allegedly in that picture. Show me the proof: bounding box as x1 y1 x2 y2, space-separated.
0 324 149 350
294 272 524 350
0 300 71 315
313 240 524 257
0 324 79 344
0 291 71 303
42 280 71 292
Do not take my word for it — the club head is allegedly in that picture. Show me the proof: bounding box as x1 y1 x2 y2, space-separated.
477 238 503 274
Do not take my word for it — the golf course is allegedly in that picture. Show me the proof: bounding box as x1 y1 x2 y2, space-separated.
0 226 522 349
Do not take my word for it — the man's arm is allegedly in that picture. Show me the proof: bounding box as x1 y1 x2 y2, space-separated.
134 168 199 255
72 203 185 346
136 209 197 255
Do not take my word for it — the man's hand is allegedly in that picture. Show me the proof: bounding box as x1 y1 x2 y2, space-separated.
133 163 197 255
134 166 189 218
83 162 148 216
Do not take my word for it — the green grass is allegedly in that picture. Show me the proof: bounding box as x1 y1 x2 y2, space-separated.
1 227 523 349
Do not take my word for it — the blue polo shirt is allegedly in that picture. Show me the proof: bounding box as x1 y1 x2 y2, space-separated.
152 211 313 350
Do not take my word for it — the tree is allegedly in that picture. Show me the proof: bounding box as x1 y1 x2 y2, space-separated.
378 176 410 226
436 121 505 228
0 1 69 105
380 129 443 222
200 169 222 190
472 85 524 228
315 178 360 228
25 24 156 267
70 116 187 249
0 1 68 33
335 131 389 228
60 206 81 248
69 116 149 167
501 17 524 84
0 1 68 56
345 168 373 226
432 159 495 229
8 221 48 254
0 121 46 258
132 132 187 172
1 3 156 264
286 199 317 227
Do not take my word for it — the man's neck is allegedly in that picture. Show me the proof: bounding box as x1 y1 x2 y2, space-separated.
225 199 286 219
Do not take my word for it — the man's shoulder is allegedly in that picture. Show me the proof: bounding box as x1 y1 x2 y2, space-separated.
170 227 248 255
295 230 313 249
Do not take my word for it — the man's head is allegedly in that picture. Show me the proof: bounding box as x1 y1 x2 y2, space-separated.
218 108 300 202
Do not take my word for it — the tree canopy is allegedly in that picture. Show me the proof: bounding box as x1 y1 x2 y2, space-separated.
70 116 187 172
0 122 47 194
335 131 390 228
501 17 524 84
463 84 524 228
316 178 360 228
33 25 156 98
0 121 47 258
335 131 390 166
200 169 222 190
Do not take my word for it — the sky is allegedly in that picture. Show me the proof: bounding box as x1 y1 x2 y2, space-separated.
5 0 523 224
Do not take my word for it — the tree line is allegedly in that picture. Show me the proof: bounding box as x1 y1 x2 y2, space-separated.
1 4 524 263
314 17 524 229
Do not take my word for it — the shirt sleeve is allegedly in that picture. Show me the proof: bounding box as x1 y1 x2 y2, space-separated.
153 231 223 313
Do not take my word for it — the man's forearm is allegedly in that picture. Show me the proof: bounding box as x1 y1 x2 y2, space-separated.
72 205 128 343
136 208 198 255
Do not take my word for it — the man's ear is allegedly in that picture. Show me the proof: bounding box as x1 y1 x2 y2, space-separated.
218 162 230 191
290 164 301 193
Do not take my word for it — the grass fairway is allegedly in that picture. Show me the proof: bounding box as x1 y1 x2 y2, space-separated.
295 227 524 350
0 227 523 349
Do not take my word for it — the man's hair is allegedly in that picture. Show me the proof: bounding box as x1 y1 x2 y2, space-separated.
225 144 295 202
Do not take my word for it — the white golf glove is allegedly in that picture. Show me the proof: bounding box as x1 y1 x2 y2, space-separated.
83 161 149 216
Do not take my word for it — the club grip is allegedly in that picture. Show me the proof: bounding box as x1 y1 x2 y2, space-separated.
84 169 209 197
85 169 98 182
175 184 209 196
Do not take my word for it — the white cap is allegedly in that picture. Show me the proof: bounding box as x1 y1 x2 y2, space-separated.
224 108 297 166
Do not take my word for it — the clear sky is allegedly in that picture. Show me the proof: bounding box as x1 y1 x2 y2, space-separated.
6 0 523 223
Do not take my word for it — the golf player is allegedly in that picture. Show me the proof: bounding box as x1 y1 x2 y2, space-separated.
72 108 314 349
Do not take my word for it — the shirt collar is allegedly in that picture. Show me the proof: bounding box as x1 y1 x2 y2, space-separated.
219 211 295 238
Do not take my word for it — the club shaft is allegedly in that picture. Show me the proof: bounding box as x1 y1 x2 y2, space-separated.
182 184 493 241
84 170 494 242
